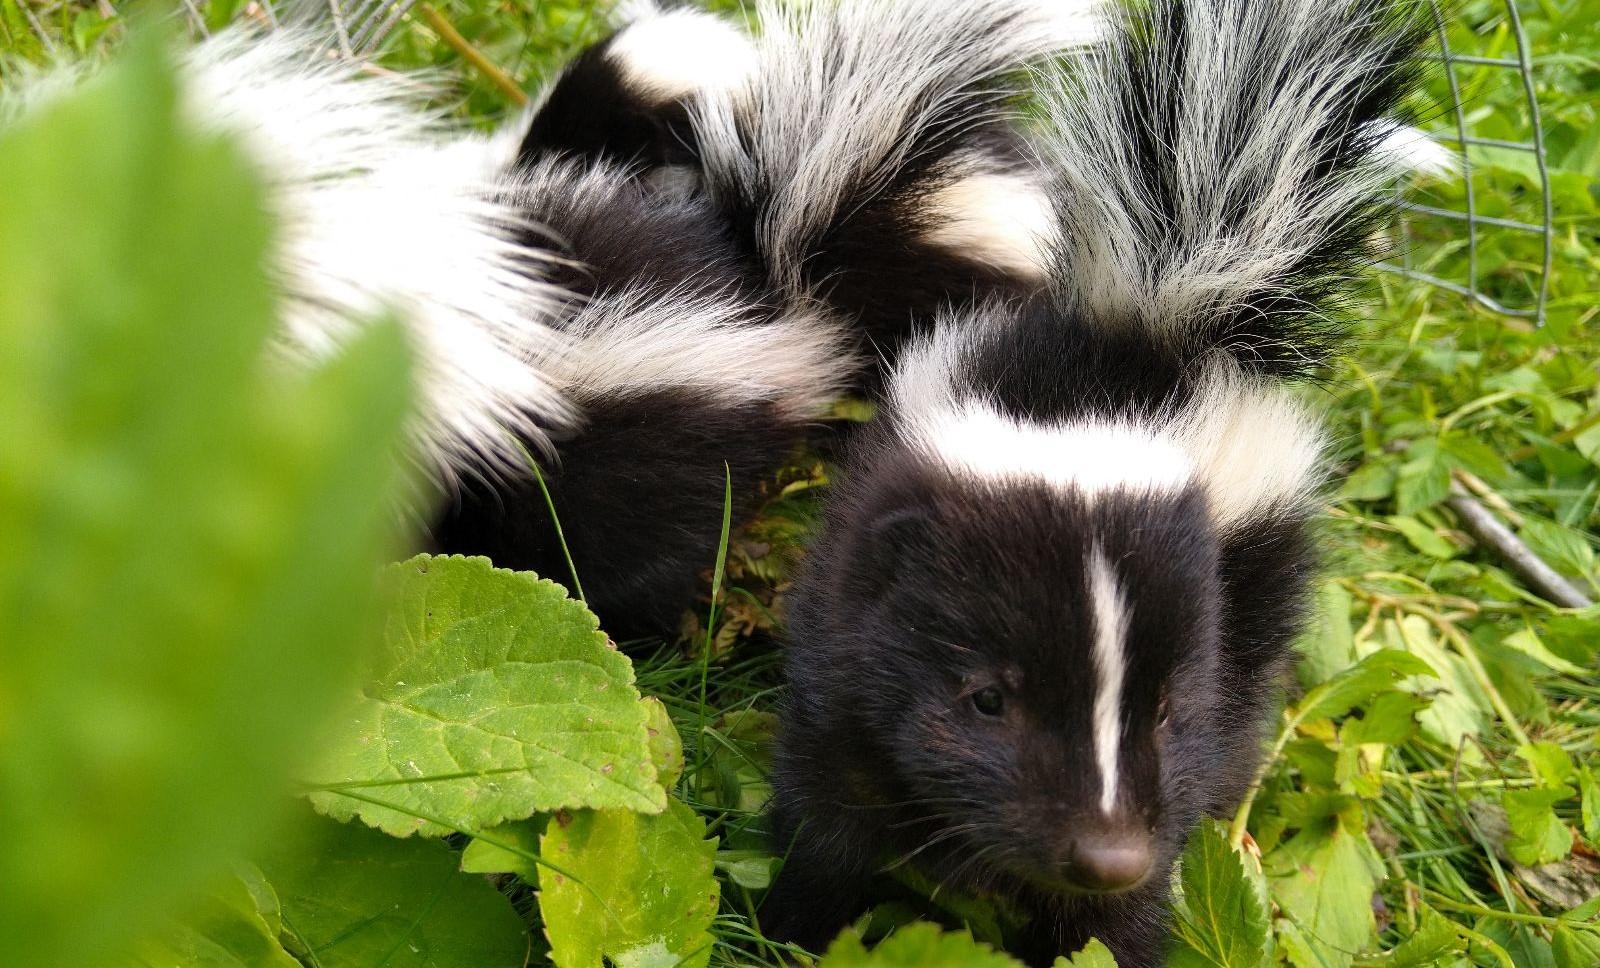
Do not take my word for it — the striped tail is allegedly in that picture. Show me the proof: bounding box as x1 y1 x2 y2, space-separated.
1039 0 1438 377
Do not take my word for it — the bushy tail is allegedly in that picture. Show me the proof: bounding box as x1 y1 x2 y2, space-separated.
691 0 1104 343
181 28 576 479
1040 0 1438 377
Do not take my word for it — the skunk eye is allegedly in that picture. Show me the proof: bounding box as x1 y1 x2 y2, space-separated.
971 686 1005 717
1157 692 1172 729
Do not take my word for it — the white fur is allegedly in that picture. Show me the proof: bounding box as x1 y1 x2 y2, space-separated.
1087 547 1128 815
693 0 1104 292
1165 359 1325 528
1038 0 1434 337
921 170 1054 279
550 286 850 419
178 29 575 479
606 10 758 103
503 157 851 418
892 321 1323 528
912 405 1192 497
1373 121 1456 177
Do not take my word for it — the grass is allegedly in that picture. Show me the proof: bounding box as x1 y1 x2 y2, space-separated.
3 1 1596 965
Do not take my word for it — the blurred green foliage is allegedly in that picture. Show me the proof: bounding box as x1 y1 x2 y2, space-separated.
0 31 414 968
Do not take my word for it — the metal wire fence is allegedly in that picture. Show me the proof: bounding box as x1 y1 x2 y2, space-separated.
1384 0 1556 325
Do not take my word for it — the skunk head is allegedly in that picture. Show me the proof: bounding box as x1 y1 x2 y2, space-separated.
792 418 1230 894
786 311 1324 895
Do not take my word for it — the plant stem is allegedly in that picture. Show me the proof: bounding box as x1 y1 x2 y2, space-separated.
417 3 529 105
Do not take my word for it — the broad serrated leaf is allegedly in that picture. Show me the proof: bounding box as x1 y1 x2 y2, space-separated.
1055 939 1119 967
540 799 719 968
1502 629 1590 677
1295 649 1435 725
1167 820 1271 968
256 812 528 968
1520 742 1577 786
0 35 411 968
1381 618 1492 755
1395 443 1450 515
1266 818 1383 968
307 555 665 836
126 870 300 968
820 924 1024 967
1372 908 1462 966
1553 927 1600 968
1504 786 1576 866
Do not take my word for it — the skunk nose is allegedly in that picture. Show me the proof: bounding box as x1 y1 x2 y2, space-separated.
1065 833 1153 892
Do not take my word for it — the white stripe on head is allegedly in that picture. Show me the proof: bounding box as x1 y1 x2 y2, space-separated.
910 403 1193 497
1087 546 1128 815
1164 356 1324 529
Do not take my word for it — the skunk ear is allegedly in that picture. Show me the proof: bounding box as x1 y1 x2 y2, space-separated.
859 507 932 589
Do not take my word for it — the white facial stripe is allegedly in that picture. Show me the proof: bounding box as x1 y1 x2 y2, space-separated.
1087 547 1128 815
914 403 1194 498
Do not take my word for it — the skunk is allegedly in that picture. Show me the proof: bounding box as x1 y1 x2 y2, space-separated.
764 0 1439 963
428 0 1108 629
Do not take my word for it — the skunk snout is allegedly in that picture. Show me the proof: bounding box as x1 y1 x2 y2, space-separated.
1057 828 1153 893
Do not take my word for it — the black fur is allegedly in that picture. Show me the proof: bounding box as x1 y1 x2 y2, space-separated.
518 36 700 173
768 424 1255 965
430 392 796 637
764 0 1432 959
429 132 809 633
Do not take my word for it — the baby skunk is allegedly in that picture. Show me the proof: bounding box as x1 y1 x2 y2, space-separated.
6 19 833 635
429 0 1106 630
765 0 1437 963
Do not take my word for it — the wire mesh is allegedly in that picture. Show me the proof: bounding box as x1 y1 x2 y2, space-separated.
1383 0 1555 325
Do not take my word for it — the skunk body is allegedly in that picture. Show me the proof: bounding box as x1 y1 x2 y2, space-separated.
429 0 1106 630
767 1 1436 962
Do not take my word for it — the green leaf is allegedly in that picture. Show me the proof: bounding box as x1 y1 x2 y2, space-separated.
1295 649 1435 725
643 696 686 789
1553 927 1600 968
0 36 411 968
1168 820 1272 968
1520 742 1577 786
1501 629 1591 677
714 849 779 890
1395 443 1451 515
1054 939 1119 967
460 818 546 880
1518 519 1597 581
255 812 529 968
1297 582 1358 688
1380 618 1492 755
1386 516 1460 560
1337 461 1397 503
820 924 1023 967
307 555 666 836
540 799 719 968
127 869 300 968
1578 766 1600 843
1372 908 1463 966
1504 786 1576 866
1266 818 1383 968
